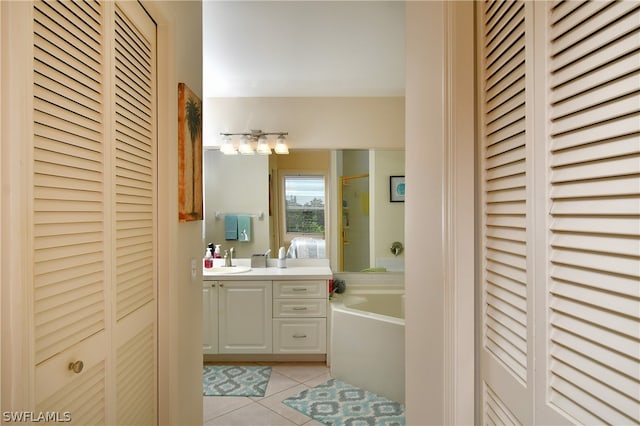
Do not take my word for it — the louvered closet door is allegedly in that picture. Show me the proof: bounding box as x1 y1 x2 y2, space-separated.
478 1 533 424
33 0 108 423
540 1 640 424
32 1 158 424
112 2 157 425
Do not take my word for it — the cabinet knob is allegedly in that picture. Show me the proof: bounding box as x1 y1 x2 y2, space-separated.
293 334 307 339
219 283 224 287
68 360 84 374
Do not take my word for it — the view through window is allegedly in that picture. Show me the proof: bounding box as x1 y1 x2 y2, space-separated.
283 175 325 235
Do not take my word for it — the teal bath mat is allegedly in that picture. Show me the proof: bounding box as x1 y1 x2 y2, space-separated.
203 365 271 397
283 378 405 425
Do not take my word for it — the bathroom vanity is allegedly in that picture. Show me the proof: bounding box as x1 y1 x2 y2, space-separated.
202 260 332 361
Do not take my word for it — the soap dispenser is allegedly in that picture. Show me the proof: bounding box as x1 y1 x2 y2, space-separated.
203 247 214 269
214 244 221 258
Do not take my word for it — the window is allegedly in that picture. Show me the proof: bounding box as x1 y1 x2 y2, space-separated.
283 175 326 236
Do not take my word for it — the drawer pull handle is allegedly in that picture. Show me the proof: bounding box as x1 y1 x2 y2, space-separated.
68 360 84 374
293 307 307 311
292 288 307 292
293 334 307 339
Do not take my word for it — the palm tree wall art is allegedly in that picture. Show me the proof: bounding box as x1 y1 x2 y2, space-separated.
178 83 203 221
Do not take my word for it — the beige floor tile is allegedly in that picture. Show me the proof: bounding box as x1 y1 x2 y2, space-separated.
271 363 330 383
205 402 297 426
251 370 301 400
301 370 331 387
257 384 312 425
302 419 325 426
203 396 253 423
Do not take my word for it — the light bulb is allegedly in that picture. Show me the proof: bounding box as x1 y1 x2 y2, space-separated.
274 135 289 154
220 135 237 155
256 135 272 155
238 135 255 155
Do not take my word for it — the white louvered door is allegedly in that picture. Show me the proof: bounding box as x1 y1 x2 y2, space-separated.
479 1 640 424
31 1 157 423
540 1 639 424
478 1 533 424
112 2 157 424
112 2 157 425
33 1 108 422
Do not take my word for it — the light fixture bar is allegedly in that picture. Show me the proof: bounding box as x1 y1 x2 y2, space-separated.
218 130 289 155
220 131 288 137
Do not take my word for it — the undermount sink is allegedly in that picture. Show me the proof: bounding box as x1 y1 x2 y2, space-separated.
206 265 252 274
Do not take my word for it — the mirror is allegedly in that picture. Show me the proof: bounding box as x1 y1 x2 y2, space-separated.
204 148 404 272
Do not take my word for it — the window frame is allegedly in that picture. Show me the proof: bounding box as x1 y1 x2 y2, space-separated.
278 170 328 246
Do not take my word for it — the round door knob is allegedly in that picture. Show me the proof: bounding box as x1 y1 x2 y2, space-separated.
68 360 84 374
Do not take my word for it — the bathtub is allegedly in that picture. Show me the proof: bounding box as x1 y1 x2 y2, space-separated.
329 288 405 403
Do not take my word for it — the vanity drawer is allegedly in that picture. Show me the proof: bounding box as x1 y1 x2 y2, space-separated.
273 318 327 354
273 280 327 298
273 299 327 318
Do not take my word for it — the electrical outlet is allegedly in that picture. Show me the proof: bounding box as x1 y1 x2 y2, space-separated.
191 258 197 282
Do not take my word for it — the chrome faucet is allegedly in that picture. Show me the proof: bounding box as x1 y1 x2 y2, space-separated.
224 248 234 267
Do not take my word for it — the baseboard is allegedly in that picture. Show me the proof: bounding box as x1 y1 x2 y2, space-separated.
203 354 327 364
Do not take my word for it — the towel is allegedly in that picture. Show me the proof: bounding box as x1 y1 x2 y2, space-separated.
237 215 251 242
224 215 238 240
286 238 326 258
360 267 387 273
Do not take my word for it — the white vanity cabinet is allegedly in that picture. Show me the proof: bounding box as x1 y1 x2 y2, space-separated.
218 280 272 353
202 281 218 354
273 280 328 354
202 264 331 358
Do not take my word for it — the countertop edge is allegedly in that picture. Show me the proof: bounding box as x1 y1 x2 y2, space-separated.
203 266 333 281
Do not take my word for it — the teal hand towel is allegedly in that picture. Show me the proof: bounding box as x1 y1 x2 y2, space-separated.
238 215 251 242
224 215 238 240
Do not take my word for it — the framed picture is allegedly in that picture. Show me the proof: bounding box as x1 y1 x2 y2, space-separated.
390 175 405 202
178 83 203 222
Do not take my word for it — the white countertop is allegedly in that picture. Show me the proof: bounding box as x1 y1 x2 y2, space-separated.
203 258 333 281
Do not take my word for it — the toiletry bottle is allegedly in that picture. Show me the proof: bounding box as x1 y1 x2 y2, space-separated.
214 244 221 258
203 247 214 269
277 246 286 268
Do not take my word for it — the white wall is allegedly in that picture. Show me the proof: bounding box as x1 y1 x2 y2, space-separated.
405 3 445 422
405 2 475 424
203 97 404 150
371 150 405 271
204 150 270 258
144 1 204 425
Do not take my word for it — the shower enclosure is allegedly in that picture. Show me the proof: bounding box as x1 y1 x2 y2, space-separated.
339 174 369 271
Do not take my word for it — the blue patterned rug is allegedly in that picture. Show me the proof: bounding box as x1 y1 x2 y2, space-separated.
203 365 271 397
283 378 405 426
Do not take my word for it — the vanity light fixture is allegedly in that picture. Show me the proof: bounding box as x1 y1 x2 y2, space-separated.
219 130 289 155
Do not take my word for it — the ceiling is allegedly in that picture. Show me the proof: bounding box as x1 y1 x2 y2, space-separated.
202 1 405 98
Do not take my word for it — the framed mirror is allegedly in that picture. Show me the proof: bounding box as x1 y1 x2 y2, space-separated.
203 148 404 272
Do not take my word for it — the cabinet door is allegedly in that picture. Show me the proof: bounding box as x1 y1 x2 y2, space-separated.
218 281 272 353
202 282 218 354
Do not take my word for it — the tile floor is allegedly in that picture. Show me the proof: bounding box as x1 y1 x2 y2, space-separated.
203 362 330 425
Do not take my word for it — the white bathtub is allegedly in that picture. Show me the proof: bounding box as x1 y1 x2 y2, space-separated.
329 288 405 403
